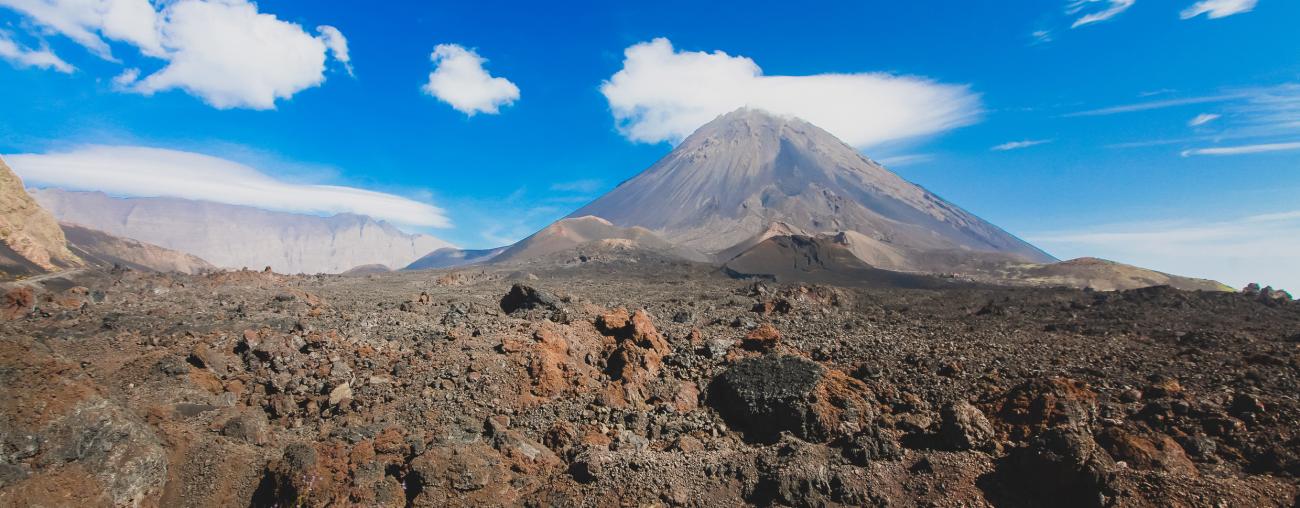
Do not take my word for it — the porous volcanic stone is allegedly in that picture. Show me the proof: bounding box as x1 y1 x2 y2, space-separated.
708 355 825 443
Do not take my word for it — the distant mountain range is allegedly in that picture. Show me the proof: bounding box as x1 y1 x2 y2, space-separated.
30 189 452 274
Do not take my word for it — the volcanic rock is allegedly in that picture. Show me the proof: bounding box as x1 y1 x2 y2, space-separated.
940 401 996 451
708 355 875 443
499 283 560 315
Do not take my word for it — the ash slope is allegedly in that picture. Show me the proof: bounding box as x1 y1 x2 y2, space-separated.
31 189 453 274
492 216 709 265
570 108 1053 263
61 223 215 275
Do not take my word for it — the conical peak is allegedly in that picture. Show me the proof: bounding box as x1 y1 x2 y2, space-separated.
697 107 806 134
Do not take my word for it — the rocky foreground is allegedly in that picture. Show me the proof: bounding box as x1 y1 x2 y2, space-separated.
1 261 1298 507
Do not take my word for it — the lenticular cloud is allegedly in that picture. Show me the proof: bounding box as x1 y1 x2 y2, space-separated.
599 38 982 149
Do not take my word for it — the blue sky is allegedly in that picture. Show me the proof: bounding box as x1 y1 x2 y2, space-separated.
2 0 1298 290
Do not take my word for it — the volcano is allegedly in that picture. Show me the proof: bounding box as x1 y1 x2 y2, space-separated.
570 108 1054 266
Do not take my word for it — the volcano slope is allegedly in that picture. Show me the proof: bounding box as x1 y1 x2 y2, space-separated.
1 260 1297 506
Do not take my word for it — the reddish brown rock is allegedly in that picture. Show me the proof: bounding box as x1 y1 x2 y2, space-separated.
2 286 35 320
994 377 1098 440
407 443 519 506
597 309 671 408
742 323 781 352
1097 428 1197 476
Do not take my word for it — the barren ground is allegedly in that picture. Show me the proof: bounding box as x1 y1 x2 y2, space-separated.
2 259 1298 507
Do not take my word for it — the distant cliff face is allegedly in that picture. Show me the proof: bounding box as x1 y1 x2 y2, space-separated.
31 189 453 274
0 158 82 277
570 108 1054 263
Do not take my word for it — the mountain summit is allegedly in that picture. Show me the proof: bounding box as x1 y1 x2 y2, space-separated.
570 108 1054 264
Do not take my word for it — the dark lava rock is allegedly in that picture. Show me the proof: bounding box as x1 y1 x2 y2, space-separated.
709 355 876 443
1000 428 1117 508
499 283 559 315
838 425 902 465
709 355 824 443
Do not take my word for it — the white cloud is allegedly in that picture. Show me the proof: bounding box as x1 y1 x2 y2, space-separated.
1181 0 1257 19
6 145 451 228
1188 113 1220 126
0 30 73 72
110 66 137 88
131 1 335 109
600 38 981 148
1068 0 1136 28
0 0 349 109
316 24 351 76
0 0 163 58
992 139 1053 151
1030 210 1300 292
422 43 519 116
1181 141 1300 156
1031 30 1053 44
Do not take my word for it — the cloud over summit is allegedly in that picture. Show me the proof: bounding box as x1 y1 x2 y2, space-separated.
599 38 981 149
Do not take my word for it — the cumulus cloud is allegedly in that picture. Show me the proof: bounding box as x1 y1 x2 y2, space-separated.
1180 141 1300 156
1181 0 1257 19
7 145 450 228
0 31 73 72
1188 113 1220 126
1067 0 1136 28
0 0 350 109
600 38 981 148
992 139 1053 151
1030 210 1300 292
422 44 519 116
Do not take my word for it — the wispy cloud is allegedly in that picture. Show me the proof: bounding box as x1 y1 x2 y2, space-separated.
1181 141 1300 156
1065 94 1244 117
549 179 603 193
876 154 934 167
992 139 1053 151
6 145 451 228
1068 0 1137 28
1030 210 1300 291
0 31 73 73
1188 113 1220 126
1181 0 1257 19
1100 84 1300 150
600 38 981 149
1030 30 1053 44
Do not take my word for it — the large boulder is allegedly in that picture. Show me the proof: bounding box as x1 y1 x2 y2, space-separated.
709 355 876 443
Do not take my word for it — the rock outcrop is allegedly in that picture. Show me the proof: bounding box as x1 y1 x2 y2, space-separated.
0 157 82 277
